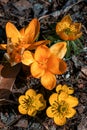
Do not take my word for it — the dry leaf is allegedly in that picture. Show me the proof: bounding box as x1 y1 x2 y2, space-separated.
0 63 21 99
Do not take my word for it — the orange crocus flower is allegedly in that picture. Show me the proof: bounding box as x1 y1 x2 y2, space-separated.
22 42 67 90
0 19 50 66
56 15 82 41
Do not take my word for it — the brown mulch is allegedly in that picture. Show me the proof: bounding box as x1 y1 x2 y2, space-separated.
0 0 87 130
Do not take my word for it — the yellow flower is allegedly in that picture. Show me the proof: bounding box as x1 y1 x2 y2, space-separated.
18 89 46 116
0 19 50 66
22 44 67 90
56 84 74 94
56 15 82 41
46 92 79 126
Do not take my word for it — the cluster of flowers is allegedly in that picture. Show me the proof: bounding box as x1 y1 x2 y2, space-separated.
0 15 81 125
18 85 79 126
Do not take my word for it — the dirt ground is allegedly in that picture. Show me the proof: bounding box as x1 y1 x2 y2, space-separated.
0 0 87 130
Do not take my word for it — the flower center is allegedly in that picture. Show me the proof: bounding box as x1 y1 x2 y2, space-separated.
22 96 34 110
38 57 48 69
51 101 68 116
64 28 72 35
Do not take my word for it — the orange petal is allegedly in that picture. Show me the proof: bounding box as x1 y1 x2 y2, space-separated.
41 71 56 90
73 22 82 32
50 42 67 59
30 61 45 78
61 14 72 24
75 32 82 39
59 31 69 41
23 18 40 44
34 45 51 61
57 58 67 75
47 54 59 74
29 40 50 50
0 44 7 50
22 50 34 65
6 22 21 45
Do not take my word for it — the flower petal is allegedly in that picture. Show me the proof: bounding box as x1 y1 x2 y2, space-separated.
22 50 34 65
41 72 56 90
6 22 21 45
56 84 74 94
49 93 58 105
34 94 46 110
46 106 54 118
56 84 63 93
66 108 76 118
28 107 37 116
31 61 45 78
57 58 67 74
24 18 40 44
34 45 51 61
61 15 72 23
47 54 59 74
29 40 50 50
18 105 28 114
50 42 67 59
58 31 69 41
54 116 66 126
18 95 26 104
25 89 36 98
66 95 79 107
0 44 7 50
73 23 82 32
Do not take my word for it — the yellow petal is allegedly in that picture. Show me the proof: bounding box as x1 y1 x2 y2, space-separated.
56 84 74 94
56 84 63 93
46 106 54 118
18 95 26 104
31 61 45 78
29 40 50 50
35 94 46 110
28 107 37 116
34 45 51 61
18 105 28 114
41 72 56 90
49 93 58 105
66 95 79 107
59 92 68 101
50 42 67 59
63 85 74 94
25 89 36 97
6 22 21 45
66 108 76 118
0 44 7 50
57 58 67 74
61 15 72 23
54 116 66 126
22 50 34 65
47 54 59 74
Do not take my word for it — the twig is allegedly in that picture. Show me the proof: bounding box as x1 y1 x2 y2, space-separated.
39 0 83 21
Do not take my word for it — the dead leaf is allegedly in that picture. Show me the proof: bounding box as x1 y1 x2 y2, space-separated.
14 119 28 128
0 120 5 129
0 63 21 99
